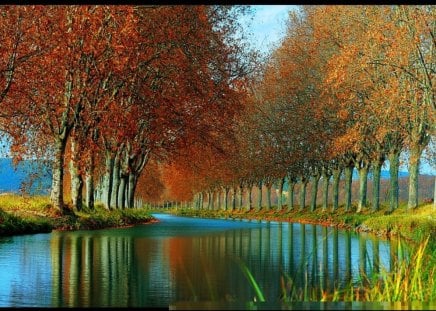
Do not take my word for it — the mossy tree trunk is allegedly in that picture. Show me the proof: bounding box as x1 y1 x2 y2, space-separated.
231 186 237 211
265 180 273 211
210 191 214 210
101 151 115 210
310 170 320 212
277 177 285 211
118 173 127 209
257 180 262 211
331 167 342 211
207 191 212 210
238 183 243 210
69 137 83 211
127 173 138 208
287 177 296 211
247 183 253 211
388 150 400 212
371 156 384 212
85 152 95 210
216 188 221 210
408 144 424 209
51 138 68 213
344 164 353 211
224 187 230 211
110 149 121 209
321 167 331 211
199 192 204 209
356 162 369 213
299 176 308 211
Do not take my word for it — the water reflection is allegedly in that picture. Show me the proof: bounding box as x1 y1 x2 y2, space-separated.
0 215 409 307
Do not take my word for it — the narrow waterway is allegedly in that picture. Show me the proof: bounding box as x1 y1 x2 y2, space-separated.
0 213 410 308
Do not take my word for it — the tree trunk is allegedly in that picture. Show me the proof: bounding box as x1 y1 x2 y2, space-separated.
231 186 237 211
408 145 422 209
310 173 320 212
207 191 212 210
322 171 330 211
434 176 435 210
193 193 198 209
85 153 95 210
127 173 137 208
224 187 229 211
266 183 272 211
299 178 307 211
238 184 243 210
277 177 285 211
372 160 382 212
332 168 342 211
210 191 214 210
388 150 400 212
70 170 83 211
102 152 115 210
111 152 121 209
118 174 127 209
50 138 67 213
198 192 202 209
247 185 253 211
287 179 295 211
356 165 369 213
197 192 203 209
257 180 262 211
85 173 94 210
69 139 83 211
216 189 221 210
344 165 353 211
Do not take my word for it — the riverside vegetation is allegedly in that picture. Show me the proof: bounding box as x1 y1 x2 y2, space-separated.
0 194 155 236
159 202 436 304
1 194 434 304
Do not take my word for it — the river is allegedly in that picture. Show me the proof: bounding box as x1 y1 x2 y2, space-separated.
0 213 411 308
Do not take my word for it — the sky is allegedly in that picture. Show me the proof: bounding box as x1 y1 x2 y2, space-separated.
241 5 298 55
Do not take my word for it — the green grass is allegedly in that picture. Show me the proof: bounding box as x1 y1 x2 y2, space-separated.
277 238 435 303
0 194 155 236
0 208 52 235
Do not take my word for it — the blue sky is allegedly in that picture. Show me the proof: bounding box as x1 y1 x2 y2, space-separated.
241 5 298 55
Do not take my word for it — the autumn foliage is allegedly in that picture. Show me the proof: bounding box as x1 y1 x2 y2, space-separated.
0 5 434 214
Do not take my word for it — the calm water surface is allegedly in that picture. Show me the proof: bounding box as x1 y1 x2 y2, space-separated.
0 213 408 307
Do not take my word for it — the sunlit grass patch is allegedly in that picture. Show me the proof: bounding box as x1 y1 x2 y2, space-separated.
0 194 155 235
360 204 435 244
0 207 52 236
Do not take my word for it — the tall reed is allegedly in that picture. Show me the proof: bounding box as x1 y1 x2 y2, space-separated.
278 237 435 303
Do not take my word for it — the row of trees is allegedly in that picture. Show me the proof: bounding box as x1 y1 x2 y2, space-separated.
0 5 254 213
164 5 435 213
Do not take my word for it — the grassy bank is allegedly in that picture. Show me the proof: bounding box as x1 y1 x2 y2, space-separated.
163 203 436 303
163 203 435 246
0 194 155 236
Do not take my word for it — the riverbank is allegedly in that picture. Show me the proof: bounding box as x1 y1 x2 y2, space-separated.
163 203 435 246
0 194 155 236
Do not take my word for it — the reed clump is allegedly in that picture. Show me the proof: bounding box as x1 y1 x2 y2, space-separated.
277 237 435 303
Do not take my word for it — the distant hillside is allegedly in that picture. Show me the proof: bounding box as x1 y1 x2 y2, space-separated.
0 158 52 195
378 170 410 180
